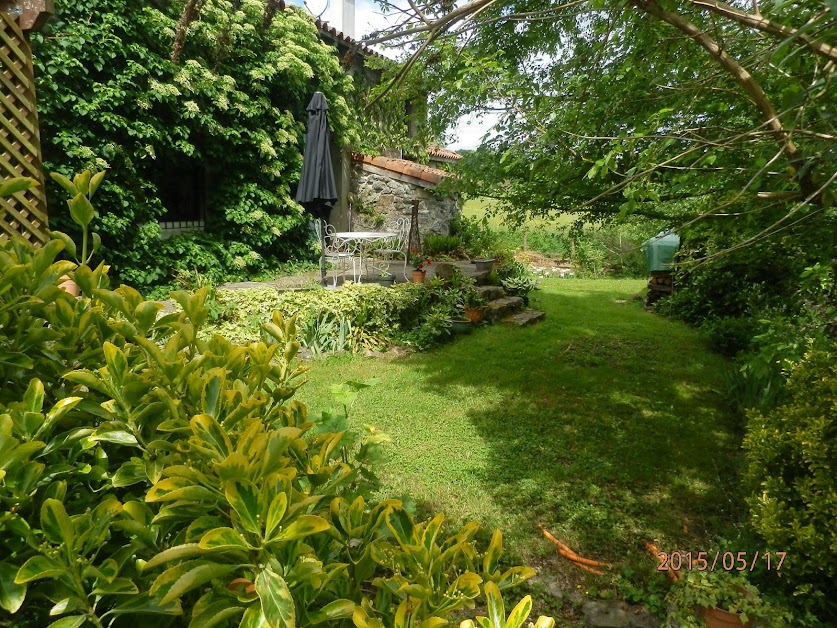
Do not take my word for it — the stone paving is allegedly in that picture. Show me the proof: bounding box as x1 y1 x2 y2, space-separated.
219 259 483 291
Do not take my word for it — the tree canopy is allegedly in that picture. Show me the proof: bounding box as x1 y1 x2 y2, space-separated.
367 0 836 257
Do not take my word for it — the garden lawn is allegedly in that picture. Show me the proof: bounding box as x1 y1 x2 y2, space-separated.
296 278 743 595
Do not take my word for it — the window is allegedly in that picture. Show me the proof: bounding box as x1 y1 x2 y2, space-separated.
156 159 208 239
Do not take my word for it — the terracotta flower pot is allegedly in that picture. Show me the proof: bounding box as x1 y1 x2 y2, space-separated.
464 306 484 323
411 270 426 284
700 606 751 628
57 275 80 297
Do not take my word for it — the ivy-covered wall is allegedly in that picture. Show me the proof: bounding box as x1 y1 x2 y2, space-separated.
30 0 360 289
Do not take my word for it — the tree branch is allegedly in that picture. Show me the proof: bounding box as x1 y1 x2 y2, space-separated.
686 0 837 64
171 0 206 64
628 0 821 204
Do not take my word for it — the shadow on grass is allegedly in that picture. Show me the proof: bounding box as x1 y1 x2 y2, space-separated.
401 281 745 562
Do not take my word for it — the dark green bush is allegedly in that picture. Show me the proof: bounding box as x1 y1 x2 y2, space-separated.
451 215 500 258
743 350 837 616
422 234 465 258
31 0 357 290
699 316 758 357
0 177 551 628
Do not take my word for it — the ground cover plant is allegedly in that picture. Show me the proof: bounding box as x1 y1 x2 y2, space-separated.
204 270 486 352
294 278 775 622
0 176 552 627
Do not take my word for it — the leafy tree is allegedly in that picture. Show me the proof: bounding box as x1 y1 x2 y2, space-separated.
30 0 359 288
365 0 836 252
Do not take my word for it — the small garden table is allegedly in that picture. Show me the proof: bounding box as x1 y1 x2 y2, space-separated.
335 231 398 282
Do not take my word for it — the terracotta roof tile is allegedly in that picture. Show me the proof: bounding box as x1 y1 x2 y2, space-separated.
352 153 450 185
428 145 463 161
277 1 385 60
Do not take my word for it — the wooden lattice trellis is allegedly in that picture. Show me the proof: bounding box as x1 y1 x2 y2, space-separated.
0 9 48 244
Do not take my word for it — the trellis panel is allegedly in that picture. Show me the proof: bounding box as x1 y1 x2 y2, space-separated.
0 10 48 245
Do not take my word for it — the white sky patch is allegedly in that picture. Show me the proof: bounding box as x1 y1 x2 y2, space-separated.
289 0 493 151
449 111 501 151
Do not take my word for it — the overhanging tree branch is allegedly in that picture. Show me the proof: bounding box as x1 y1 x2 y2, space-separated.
686 0 837 64
628 0 821 203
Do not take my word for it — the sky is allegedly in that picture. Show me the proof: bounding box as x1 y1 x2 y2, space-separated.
288 0 500 151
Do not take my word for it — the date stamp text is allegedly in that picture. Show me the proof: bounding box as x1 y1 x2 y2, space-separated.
656 551 786 572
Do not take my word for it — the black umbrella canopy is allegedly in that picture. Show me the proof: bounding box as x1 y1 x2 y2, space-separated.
296 92 337 219
296 92 338 284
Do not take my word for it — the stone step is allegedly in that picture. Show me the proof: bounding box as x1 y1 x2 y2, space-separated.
485 296 524 321
477 285 506 301
473 270 492 286
502 308 546 327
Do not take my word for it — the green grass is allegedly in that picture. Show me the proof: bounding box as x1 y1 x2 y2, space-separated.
462 197 576 231
296 278 743 595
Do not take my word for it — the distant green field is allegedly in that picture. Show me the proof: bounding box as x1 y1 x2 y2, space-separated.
461 197 656 276
461 197 576 230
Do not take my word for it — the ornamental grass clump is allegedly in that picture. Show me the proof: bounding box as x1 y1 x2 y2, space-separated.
0 173 552 627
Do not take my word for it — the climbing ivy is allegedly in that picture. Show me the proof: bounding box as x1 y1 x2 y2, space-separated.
30 0 360 288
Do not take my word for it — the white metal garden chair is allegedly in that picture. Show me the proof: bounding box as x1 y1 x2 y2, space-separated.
315 221 359 286
371 216 409 280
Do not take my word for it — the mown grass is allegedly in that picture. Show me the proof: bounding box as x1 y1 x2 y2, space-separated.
296 278 743 606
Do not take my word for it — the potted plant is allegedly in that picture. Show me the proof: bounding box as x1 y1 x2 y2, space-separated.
449 317 473 334
501 275 538 305
409 253 431 283
471 257 495 272
666 569 783 628
463 289 485 323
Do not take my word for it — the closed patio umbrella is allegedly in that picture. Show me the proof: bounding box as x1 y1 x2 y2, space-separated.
295 92 338 284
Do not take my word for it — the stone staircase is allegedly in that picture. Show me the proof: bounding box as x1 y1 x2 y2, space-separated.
477 285 546 327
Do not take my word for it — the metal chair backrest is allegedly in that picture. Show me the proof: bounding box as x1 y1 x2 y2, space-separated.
315 221 355 255
388 217 409 251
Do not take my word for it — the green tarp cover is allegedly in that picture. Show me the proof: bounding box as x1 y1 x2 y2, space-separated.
642 232 680 272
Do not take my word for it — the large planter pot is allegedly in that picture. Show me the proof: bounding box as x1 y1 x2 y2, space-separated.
58 275 80 297
700 607 751 628
411 270 426 284
472 258 495 272
464 306 484 323
450 318 473 335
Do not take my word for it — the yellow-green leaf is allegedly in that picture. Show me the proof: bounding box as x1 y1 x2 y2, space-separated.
199 528 251 551
47 616 86 628
307 599 355 624
15 556 64 583
0 177 37 197
483 530 502 574
484 582 504 628
41 499 74 547
146 478 216 503
271 515 330 543
503 596 532 628
496 567 536 590
191 414 231 457
157 563 237 605
264 492 288 540
255 566 295 628
143 545 207 571
0 561 26 613
224 479 261 535
189 600 245 628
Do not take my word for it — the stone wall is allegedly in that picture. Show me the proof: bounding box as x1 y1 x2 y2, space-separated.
349 163 461 239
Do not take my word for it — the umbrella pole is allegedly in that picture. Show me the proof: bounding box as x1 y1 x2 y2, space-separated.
319 217 327 285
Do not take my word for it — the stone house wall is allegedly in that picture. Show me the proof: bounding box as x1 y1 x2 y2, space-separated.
349 161 461 240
